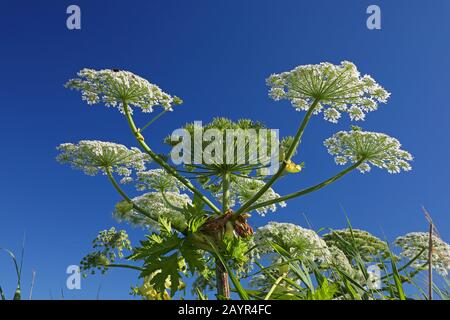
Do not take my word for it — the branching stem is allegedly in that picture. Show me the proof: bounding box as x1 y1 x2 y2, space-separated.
122 103 221 215
247 160 363 212
233 99 320 218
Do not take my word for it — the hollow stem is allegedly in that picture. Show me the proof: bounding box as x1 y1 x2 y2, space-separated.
215 172 231 299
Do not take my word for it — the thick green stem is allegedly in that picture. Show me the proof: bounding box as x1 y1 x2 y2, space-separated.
216 172 231 299
233 99 320 218
222 172 231 214
247 160 363 212
215 258 231 299
122 103 221 215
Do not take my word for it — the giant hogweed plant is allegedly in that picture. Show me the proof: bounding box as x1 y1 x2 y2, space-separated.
57 62 418 299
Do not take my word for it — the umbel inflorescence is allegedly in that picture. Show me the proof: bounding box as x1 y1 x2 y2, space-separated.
324 126 413 173
56 140 150 176
267 61 390 122
65 68 182 113
114 191 192 231
395 232 450 276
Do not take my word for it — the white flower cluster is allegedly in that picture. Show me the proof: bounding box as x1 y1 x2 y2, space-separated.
252 222 366 289
216 177 286 216
327 246 365 282
266 61 390 122
65 68 179 113
254 222 331 262
324 126 413 173
113 191 191 231
56 140 150 176
395 232 450 276
323 228 390 262
121 168 187 193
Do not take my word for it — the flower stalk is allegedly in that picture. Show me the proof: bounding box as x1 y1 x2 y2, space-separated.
233 99 320 218
122 102 221 215
105 166 185 232
246 159 363 212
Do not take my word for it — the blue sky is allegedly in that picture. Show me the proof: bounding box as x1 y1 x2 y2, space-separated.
0 0 449 299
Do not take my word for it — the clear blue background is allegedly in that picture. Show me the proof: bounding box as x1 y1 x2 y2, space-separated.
0 0 449 299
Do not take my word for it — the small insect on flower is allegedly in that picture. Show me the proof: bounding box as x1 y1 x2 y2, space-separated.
285 160 303 173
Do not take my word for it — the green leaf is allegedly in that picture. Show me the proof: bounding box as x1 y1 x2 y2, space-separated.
13 287 21 300
192 194 205 212
131 233 182 262
158 217 172 234
140 253 182 297
269 242 314 292
223 237 249 266
187 216 208 233
343 277 361 300
388 246 406 300
196 287 207 300
1 248 21 300
208 240 249 300
307 278 338 300
180 240 206 275
182 193 207 220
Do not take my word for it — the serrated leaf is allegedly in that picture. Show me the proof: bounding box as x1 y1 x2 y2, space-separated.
140 253 182 297
180 240 206 275
158 217 172 234
187 216 208 233
131 233 182 261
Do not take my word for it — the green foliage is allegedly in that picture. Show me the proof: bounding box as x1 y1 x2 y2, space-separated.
80 227 132 275
307 279 338 300
61 65 441 300
222 237 250 268
130 217 208 297
208 239 250 300
1 245 24 300
323 228 390 262
182 194 209 233
138 253 182 296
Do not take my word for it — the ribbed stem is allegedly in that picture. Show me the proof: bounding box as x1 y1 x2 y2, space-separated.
215 258 231 299
216 172 231 299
